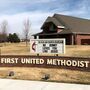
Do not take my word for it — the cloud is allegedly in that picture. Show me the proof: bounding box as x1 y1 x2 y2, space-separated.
0 0 90 37
0 0 55 4
0 0 57 15
50 0 90 19
0 11 53 36
0 0 89 16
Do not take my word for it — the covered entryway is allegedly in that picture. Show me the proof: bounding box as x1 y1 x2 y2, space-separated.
36 34 72 45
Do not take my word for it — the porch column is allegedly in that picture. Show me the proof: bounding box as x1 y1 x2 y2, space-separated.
71 34 74 45
74 34 77 45
36 36 39 39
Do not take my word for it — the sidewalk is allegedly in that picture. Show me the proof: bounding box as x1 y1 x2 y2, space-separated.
0 79 90 90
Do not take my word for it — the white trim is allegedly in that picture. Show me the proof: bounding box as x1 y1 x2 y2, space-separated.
57 26 65 28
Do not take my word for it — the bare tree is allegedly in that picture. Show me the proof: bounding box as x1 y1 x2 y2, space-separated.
23 18 30 46
0 20 8 43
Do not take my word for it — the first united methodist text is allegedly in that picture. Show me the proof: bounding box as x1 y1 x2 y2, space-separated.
0 57 89 68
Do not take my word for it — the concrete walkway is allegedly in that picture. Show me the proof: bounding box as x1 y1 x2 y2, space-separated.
0 79 90 90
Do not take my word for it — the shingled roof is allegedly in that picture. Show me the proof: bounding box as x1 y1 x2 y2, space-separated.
41 14 90 34
41 16 63 28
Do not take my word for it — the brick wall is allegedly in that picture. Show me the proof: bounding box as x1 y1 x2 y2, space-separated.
76 34 90 45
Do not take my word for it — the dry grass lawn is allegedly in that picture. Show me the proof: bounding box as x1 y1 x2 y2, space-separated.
0 42 30 55
0 42 90 56
0 42 90 84
0 67 90 84
66 45 90 57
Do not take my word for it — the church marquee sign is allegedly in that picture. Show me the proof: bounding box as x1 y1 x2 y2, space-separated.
30 39 65 54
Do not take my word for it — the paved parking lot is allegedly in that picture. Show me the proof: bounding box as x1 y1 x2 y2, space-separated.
0 79 90 90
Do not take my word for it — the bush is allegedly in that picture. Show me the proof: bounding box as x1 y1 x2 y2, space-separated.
7 33 20 43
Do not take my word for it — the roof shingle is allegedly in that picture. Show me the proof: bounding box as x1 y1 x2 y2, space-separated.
53 14 90 34
41 14 90 34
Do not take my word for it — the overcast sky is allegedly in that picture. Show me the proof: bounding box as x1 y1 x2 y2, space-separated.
0 0 90 37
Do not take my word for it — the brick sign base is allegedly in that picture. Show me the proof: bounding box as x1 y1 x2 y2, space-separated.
0 55 90 71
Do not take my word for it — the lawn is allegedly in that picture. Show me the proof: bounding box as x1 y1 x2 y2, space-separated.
0 67 90 84
0 42 90 57
0 42 30 55
0 42 90 84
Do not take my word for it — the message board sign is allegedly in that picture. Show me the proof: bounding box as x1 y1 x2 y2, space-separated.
30 39 65 54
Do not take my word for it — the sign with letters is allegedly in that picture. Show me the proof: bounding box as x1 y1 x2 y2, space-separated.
30 39 65 54
0 55 90 71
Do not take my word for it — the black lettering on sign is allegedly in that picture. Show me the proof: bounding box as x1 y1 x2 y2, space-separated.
43 50 48 53
43 47 50 50
49 44 57 47
52 47 57 50
51 50 58 53
43 44 46 46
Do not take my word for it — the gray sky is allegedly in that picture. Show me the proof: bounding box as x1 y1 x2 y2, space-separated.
0 0 90 36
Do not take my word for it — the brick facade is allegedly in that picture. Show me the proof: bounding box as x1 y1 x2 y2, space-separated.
76 34 90 45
